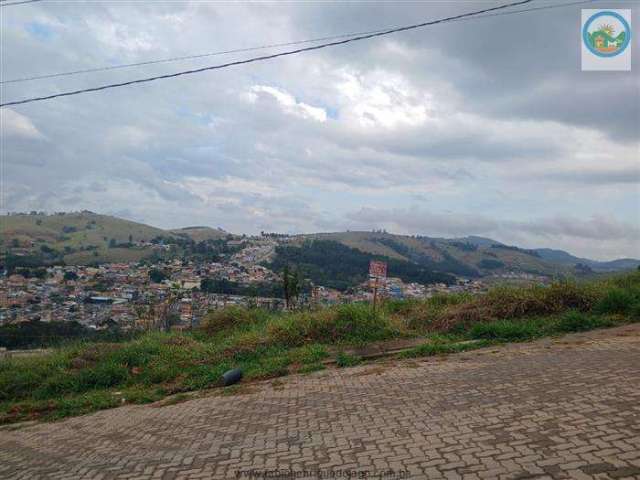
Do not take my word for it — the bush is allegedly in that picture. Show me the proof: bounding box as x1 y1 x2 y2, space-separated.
287 344 328 365
266 304 398 347
434 281 600 331
611 270 640 290
385 294 469 331
201 307 263 335
75 361 129 390
556 310 613 333
469 319 546 341
595 288 635 315
335 352 361 368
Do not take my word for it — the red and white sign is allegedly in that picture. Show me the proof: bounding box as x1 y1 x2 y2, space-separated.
369 260 387 279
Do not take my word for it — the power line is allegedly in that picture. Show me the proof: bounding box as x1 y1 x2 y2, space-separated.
0 0 44 7
0 0 588 108
1 33 390 85
1 0 597 86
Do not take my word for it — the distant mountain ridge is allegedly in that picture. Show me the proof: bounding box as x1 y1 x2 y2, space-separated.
1 212 637 274
303 231 638 277
534 248 640 272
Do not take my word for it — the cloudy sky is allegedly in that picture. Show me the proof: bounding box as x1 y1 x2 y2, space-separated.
1 0 638 260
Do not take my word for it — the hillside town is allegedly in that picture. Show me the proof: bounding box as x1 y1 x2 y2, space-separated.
0 235 505 331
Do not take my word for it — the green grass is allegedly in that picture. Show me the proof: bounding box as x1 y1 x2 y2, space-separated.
335 352 362 367
400 339 492 358
1 270 639 424
469 318 549 341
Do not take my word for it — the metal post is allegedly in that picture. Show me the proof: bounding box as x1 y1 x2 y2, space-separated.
372 276 378 313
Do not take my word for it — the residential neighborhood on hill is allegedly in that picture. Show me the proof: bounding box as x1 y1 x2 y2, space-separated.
1 211 637 343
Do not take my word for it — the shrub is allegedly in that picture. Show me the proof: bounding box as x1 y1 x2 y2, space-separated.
556 310 614 333
75 361 130 390
288 344 328 364
267 304 397 347
385 294 469 331
469 319 545 341
434 281 599 331
242 347 291 380
595 288 635 315
223 329 271 359
610 270 640 290
201 306 262 335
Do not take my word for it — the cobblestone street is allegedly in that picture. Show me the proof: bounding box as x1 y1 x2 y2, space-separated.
1 324 639 480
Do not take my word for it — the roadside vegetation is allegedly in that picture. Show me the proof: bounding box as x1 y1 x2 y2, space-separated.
1 271 639 424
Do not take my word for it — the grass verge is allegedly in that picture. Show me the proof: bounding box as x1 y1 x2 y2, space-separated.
1 271 639 424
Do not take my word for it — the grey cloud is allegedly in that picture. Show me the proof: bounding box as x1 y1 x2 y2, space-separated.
344 207 640 259
345 207 499 236
507 215 640 242
541 168 640 185
291 1 639 141
1 1 638 258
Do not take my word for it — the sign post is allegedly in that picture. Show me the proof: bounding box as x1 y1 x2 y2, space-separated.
369 260 387 312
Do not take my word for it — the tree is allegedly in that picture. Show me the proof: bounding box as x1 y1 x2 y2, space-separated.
149 269 167 283
291 269 301 304
282 265 301 309
165 313 181 330
283 265 291 308
63 271 79 281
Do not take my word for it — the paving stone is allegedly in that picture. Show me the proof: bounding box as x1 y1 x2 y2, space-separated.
1 324 639 479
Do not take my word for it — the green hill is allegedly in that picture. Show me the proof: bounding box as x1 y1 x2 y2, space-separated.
169 226 231 242
1 212 167 265
2 212 635 277
268 239 456 291
301 231 568 277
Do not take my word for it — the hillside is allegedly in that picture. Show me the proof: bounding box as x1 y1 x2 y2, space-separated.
302 231 568 277
268 239 456 291
169 226 231 242
1 211 167 265
535 248 640 272
2 212 636 276
0 213 243 267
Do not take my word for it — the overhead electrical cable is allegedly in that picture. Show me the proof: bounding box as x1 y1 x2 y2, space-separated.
0 0 45 7
1 0 598 85
0 0 591 108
